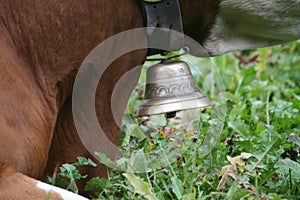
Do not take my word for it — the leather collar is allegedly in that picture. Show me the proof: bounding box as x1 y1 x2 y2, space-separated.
141 0 184 55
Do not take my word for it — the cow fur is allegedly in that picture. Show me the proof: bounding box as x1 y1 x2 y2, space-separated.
203 0 300 55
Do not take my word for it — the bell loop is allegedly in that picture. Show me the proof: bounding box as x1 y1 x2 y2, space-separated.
145 46 190 62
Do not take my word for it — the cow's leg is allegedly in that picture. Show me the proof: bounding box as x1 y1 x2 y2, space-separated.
0 28 64 198
44 49 146 195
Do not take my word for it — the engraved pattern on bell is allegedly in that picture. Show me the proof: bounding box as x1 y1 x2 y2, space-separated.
137 60 210 117
145 82 198 98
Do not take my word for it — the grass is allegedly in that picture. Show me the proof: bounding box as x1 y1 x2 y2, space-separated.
51 41 300 199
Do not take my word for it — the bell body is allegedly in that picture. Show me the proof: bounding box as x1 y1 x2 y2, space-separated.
137 60 210 116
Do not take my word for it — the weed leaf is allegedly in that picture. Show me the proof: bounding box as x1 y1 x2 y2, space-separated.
123 173 158 200
275 158 300 175
171 176 184 199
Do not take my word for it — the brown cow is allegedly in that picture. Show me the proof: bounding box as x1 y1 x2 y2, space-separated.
0 0 299 199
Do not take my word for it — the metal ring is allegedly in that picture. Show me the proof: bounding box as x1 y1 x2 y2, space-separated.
145 46 190 61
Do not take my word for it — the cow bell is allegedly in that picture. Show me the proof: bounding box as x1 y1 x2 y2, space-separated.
136 60 210 117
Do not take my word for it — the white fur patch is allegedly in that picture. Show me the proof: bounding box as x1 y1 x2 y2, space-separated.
37 181 88 200
203 0 300 56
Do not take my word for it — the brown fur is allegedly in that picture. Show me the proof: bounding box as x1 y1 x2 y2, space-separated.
0 0 219 198
181 0 220 45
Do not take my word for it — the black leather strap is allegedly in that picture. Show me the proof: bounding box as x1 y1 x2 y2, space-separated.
142 0 184 56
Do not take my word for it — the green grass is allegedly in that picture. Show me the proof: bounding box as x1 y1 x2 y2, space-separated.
52 41 300 199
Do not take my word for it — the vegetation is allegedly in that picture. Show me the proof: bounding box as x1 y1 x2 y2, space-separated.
50 41 300 199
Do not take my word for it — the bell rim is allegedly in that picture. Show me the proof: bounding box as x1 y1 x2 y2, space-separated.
136 93 210 117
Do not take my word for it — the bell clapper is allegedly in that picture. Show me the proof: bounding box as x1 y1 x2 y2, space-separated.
165 111 177 119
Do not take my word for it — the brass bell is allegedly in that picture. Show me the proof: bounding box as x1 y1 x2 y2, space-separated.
137 60 210 117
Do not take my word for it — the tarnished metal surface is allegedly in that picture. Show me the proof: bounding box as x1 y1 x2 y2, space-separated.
137 60 210 116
